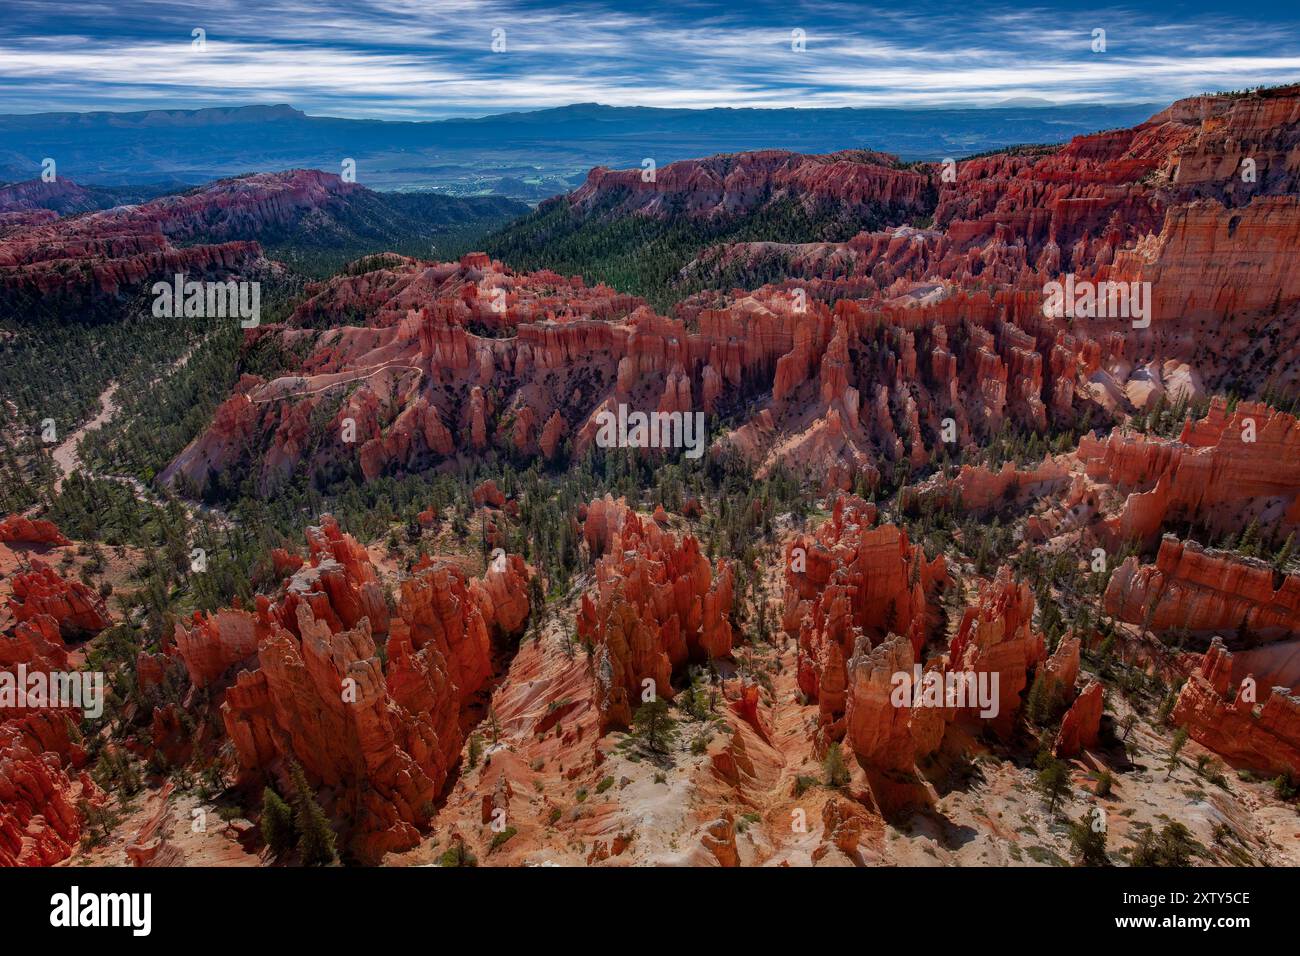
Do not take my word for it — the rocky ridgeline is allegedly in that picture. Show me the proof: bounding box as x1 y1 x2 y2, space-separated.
1078 397 1300 547
1173 638 1300 778
0 516 70 547
907 396 1300 598
1101 532 1300 776
568 149 933 221
0 169 382 309
904 397 1300 783
9 86 1300 866
163 254 1106 494
693 87 1300 299
1106 536 1300 640
0 179 109 229
8 561 112 637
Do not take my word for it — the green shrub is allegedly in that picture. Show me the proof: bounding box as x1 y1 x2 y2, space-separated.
490 826 518 851
439 841 478 867
823 742 850 788
1095 770 1113 798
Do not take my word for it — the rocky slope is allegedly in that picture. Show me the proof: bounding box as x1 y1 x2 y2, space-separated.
1078 397 1300 547
1173 638 1300 778
781 496 946 733
160 250 1111 495
1105 536 1300 640
0 179 118 236
9 466 1300 868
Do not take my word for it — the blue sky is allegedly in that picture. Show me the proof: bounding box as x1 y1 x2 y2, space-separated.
3 0 1300 118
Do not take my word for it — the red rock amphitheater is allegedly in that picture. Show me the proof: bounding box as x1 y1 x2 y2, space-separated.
5 86 1300 870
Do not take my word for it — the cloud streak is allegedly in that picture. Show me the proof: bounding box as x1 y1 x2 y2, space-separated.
2 0 1299 116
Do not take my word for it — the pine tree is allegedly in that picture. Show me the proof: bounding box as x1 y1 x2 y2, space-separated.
1132 821 1196 866
631 697 679 755
1166 727 1188 779
1068 812 1109 866
1120 714 1137 741
288 762 337 866
1035 758 1072 815
1156 822 1195 866
260 787 297 855
1024 671 1049 726
1240 518 1261 556
1276 532 1295 572
1095 770 1114 798
823 741 850 788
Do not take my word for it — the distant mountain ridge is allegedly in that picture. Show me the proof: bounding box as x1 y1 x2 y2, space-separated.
0 104 308 129
0 101 1164 200
0 168 527 317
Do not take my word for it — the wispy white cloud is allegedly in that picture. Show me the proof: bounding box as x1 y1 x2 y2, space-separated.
1 0 1298 116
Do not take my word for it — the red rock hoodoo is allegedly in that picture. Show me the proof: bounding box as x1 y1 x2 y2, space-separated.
781 497 947 736
576 496 734 728
154 516 535 862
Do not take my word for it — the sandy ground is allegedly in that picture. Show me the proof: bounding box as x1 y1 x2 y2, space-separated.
51 384 118 493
